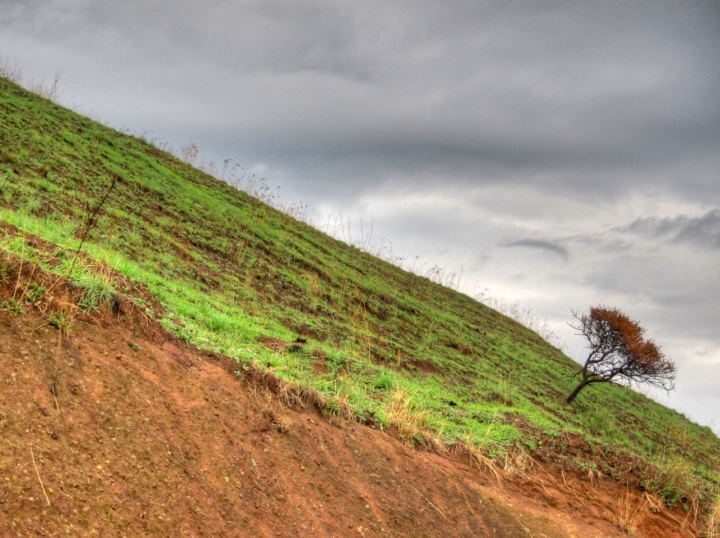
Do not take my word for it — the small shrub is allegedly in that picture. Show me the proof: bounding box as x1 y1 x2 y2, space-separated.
24 282 45 303
49 309 73 335
324 397 342 416
323 394 352 419
207 312 232 333
567 306 676 403
372 373 394 391
23 198 42 214
34 178 59 193
327 353 348 372
1 299 23 315
652 458 695 508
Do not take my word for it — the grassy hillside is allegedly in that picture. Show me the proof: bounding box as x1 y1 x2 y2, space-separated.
1 76 718 508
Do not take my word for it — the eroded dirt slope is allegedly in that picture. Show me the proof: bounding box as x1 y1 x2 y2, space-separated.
0 269 700 537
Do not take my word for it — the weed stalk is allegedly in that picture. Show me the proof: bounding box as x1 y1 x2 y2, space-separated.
66 174 119 277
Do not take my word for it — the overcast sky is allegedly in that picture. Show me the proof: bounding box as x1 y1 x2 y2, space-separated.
2 0 718 433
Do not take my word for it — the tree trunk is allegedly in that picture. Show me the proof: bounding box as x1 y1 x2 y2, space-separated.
566 379 591 403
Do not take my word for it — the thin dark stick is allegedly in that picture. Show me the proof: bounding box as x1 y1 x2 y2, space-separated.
66 175 119 277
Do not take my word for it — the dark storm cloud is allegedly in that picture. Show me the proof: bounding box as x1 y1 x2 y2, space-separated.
505 239 568 260
622 209 720 249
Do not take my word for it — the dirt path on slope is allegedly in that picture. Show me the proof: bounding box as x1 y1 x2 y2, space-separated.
0 267 700 537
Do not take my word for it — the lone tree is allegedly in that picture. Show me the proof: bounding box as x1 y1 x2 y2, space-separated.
566 306 676 403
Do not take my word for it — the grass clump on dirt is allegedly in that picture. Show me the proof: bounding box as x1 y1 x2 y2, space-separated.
76 265 117 311
1 74 719 512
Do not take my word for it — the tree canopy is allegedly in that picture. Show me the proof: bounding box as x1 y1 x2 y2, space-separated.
567 306 676 403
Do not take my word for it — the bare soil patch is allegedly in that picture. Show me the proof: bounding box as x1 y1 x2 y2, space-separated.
0 261 701 537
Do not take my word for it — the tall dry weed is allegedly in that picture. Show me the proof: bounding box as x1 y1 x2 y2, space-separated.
384 389 428 443
28 73 61 103
462 436 503 487
614 490 648 535
0 57 22 83
502 447 534 477
707 498 720 538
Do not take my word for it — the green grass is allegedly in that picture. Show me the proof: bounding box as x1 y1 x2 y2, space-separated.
75 265 117 311
1 75 719 504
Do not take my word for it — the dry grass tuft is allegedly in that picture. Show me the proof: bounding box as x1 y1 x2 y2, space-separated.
384 389 428 442
0 56 22 84
614 490 647 535
502 447 534 477
303 387 327 410
651 456 698 508
462 437 503 487
269 412 293 434
424 434 449 455
323 394 355 422
276 380 306 407
382 389 452 454
257 397 294 434
706 498 720 538
642 491 665 513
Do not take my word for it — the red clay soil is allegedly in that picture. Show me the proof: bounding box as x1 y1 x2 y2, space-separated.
0 270 703 537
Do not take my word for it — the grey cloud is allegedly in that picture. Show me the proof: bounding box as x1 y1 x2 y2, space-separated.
504 239 568 260
622 209 720 249
3 1 720 204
